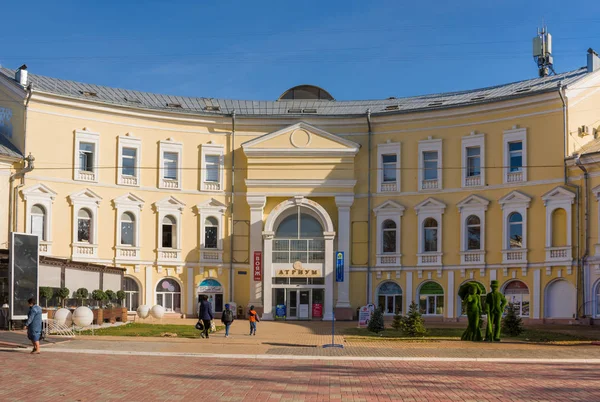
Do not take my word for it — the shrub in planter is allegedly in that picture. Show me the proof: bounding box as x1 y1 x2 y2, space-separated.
75 288 89 306
116 290 126 306
57 287 70 308
91 289 108 307
105 290 116 304
39 287 54 308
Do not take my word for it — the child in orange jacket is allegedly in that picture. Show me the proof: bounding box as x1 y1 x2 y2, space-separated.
248 305 259 336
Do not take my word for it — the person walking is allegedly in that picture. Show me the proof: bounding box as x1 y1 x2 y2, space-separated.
24 298 43 354
198 295 213 339
221 303 235 338
248 305 259 336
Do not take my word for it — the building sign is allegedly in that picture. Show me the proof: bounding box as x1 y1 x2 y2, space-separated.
275 260 322 278
253 251 262 281
0 107 13 138
275 304 286 319
335 252 344 282
197 278 223 294
312 303 323 318
358 304 375 328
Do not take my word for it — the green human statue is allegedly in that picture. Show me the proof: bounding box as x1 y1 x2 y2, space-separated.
485 280 507 342
460 284 482 341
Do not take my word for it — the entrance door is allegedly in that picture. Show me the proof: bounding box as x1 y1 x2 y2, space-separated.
298 290 310 319
287 290 298 319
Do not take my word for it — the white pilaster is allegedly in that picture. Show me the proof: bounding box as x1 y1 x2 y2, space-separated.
247 195 266 307
405 271 413 313
490 269 497 282
262 231 274 320
323 232 336 321
145 266 153 306
187 267 194 316
335 195 354 308
447 270 454 319
533 268 541 319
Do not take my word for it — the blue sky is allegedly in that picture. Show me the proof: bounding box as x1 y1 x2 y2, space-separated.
1 1 600 101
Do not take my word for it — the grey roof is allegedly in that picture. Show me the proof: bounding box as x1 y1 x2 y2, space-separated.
0 135 23 159
0 66 590 117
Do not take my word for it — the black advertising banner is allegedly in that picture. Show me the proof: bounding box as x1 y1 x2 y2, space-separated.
10 233 39 319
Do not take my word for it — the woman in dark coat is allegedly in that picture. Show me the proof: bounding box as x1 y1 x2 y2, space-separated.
24 298 43 354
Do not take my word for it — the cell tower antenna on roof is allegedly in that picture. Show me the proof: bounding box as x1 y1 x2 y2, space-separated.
533 25 555 77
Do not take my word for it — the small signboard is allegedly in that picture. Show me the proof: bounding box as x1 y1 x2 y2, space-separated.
9 233 39 320
312 303 323 318
253 251 262 281
358 304 376 328
335 251 344 282
275 304 286 320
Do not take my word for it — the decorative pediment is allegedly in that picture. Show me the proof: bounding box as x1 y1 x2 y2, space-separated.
542 186 575 205
196 198 227 213
154 196 186 212
498 190 531 209
373 200 405 216
68 188 102 205
21 183 57 200
242 122 360 157
457 194 490 212
414 197 446 214
113 193 145 209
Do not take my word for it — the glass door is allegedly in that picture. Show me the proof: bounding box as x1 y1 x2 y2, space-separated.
287 290 298 319
299 290 310 319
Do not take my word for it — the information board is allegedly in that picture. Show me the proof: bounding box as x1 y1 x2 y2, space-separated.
9 233 39 320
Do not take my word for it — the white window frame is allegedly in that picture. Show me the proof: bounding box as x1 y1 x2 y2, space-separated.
457 194 489 265
373 200 405 267
418 138 442 191
159 139 183 190
415 198 446 266
200 143 225 192
117 135 141 187
74 129 100 183
197 198 227 263
461 133 485 188
68 188 102 261
503 127 527 183
499 190 531 264
113 193 144 262
542 186 575 263
22 183 57 255
377 142 401 192
154 196 186 265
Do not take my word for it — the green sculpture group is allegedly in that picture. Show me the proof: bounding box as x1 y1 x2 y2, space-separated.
460 280 507 342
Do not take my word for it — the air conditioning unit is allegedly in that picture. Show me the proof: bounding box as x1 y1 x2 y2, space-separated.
578 125 590 137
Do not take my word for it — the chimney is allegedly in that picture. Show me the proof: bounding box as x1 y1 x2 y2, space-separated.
588 48 600 73
15 64 28 86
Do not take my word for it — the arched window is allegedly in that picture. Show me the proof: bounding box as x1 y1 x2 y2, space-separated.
508 212 523 249
162 215 176 248
120 212 135 246
275 213 322 238
204 217 218 249
273 208 325 263
77 208 92 243
30 204 46 241
423 218 438 252
382 220 397 253
156 279 181 312
551 208 567 247
419 281 444 315
466 215 481 250
124 277 140 312
377 281 402 315
503 280 529 317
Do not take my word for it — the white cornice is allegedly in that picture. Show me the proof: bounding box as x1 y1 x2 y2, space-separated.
245 179 357 188
243 148 358 157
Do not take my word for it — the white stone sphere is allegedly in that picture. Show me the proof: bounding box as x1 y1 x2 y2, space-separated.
72 306 93 327
53 308 73 327
136 305 150 319
150 304 165 319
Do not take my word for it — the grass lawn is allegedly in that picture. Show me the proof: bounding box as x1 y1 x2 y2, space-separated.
80 323 224 339
344 327 599 343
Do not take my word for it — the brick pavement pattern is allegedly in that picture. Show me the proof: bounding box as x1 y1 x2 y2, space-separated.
2 350 600 401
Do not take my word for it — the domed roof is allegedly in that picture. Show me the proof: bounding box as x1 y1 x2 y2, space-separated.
278 85 334 101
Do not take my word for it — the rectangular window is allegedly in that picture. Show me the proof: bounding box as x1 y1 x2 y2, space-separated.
163 152 178 180
121 222 134 245
509 142 523 172
79 143 95 172
205 227 218 248
162 224 173 248
383 230 396 253
122 147 137 177
31 215 45 240
423 151 438 180
205 155 220 182
466 147 481 177
78 219 91 243
382 154 397 182
424 228 438 252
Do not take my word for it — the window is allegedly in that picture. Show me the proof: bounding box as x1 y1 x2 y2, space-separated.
419 281 444 315
163 152 178 180
124 277 139 312
118 135 142 186
79 142 95 172
382 154 397 182
462 133 485 187
418 138 443 190
423 151 438 180
201 143 225 192
74 129 100 182
466 147 480 177
272 207 325 264
382 220 397 253
77 208 92 243
122 147 136 177
377 282 403 315
204 217 218 249
162 215 176 248
503 128 527 183
155 279 181 313
30 205 46 240
508 142 523 172
509 212 523 249
120 212 135 246
423 218 438 252
466 215 481 250
377 142 401 192
205 155 220 183
503 280 529 317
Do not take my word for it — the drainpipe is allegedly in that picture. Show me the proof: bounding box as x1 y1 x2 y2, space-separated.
366 110 372 304
8 154 35 240
558 82 568 184
229 111 236 304
575 155 588 319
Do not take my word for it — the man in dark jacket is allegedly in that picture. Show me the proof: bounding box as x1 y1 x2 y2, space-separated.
198 295 213 339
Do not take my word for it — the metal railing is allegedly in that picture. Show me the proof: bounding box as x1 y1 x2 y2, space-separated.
272 238 325 263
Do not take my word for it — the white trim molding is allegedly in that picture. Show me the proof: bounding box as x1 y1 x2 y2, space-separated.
21 183 57 255
591 184 600 257
200 142 225 192
154 196 186 265
418 138 442 191
457 194 489 265
499 190 531 265
113 193 145 263
117 133 141 187
197 198 227 263
374 200 405 267
73 128 100 183
461 132 485 188
503 126 527 184
377 141 401 193
245 179 357 189
542 186 575 264
68 188 102 261
158 138 183 190
415 197 446 266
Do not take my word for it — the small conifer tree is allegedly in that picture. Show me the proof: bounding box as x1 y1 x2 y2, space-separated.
399 302 427 337
391 309 403 331
368 307 385 333
502 303 525 337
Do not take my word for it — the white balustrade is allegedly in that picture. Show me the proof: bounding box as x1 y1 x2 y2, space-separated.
77 170 95 182
507 171 523 183
381 182 397 192
203 181 221 191
120 175 138 186
421 179 439 190
465 175 481 187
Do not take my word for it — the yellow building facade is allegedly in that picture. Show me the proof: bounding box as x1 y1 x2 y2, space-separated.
1 50 600 322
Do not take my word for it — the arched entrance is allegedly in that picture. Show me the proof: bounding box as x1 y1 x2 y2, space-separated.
197 278 224 314
262 196 335 320
377 281 403 315
545 279 576 318
502 280 529 317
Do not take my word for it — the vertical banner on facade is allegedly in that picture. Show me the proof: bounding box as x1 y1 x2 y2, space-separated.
253 251 262 281
335 251 344 282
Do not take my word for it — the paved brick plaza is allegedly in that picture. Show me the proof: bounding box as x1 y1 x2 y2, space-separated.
1 350 599 401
